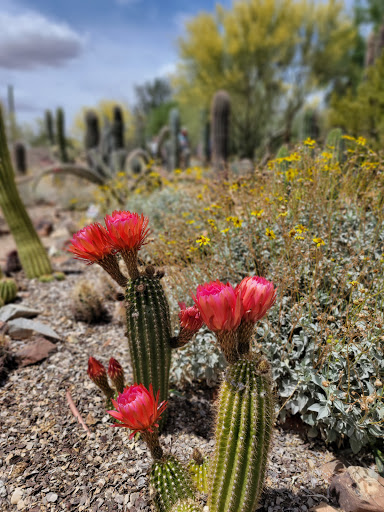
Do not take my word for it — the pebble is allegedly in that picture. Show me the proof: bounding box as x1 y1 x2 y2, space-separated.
0 480 7 497
17 499 25 510
46 491 58 502
11 487 23 504
130 492 139 504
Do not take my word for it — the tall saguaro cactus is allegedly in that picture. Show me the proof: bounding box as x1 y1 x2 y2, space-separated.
211 90 231 171
56 107 69 163
45 109 55 145
84 110 100 150
0 106 52 278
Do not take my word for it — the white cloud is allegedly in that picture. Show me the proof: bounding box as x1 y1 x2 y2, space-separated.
0 11 85 70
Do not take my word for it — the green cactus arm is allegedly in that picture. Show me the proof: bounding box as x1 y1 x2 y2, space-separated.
34 164 106 188
0 106 52 279
0 278 18 304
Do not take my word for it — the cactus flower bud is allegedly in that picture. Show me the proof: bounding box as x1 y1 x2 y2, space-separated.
108 357 125 393
87 356 114 398
107 383 167 438
178 302 203 332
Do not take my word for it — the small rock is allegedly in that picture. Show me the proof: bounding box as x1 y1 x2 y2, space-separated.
46 491 58 502
309 504 339 512
16 337 57 366
0 304 41 323
319 459 345 482
7 318 61 341
11 487 23 505
17 499 25 510
0 480 7 497
130 492 139 505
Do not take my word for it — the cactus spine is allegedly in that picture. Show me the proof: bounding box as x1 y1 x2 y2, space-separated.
125 273 172 407
45 109 55 145
0 278 18 305
208 357 274 512
168 107 181 172
56 107 69 162
211 90 231 171
0 106 52 278
14 142 27 174
170 500 203 512
150 456 195 512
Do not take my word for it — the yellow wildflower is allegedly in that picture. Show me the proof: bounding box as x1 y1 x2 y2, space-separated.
265 228 276 239
304 138 316 147
251 209 264 217
313 237 325 247
196 236 211 246
278 212 288 218
221 228 230 234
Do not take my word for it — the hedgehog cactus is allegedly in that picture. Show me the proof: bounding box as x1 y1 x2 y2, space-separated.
188 449 209 494
168 107 181 172
210 90 231 171
0 106 52 278
170 500 204 512
0 278 18 305
56 107 69 163
150 456 195 512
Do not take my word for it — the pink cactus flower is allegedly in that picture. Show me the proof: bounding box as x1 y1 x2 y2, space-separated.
104 210 150 252
68 223 112 263
107 384 167 437
236 276 277 323
178 302 204 332
191 280 243 331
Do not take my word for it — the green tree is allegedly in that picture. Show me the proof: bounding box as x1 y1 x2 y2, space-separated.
329 52 384 147
175 0 357 158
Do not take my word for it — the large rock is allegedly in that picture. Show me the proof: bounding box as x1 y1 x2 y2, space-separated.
16 337 57 366
0 304 41 323
309 503 341 512
330 466 384 512
7 318 61 341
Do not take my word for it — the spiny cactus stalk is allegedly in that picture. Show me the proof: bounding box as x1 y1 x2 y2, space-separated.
325 128 344 163
125 272 172 408
56 107 69 163
45 109 55 145
150 456 195 512
170 499 204 512
188 449 209 493
208 356 274 512
0 278 18 305
0 106 52 278
14 142 27 174
84 110 100 150
111 105 125 150
168 107 181 172
211 90 231 171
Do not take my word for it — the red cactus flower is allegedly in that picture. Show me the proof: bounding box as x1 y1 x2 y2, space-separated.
107 384 167 437
68 223 112 263
191 280 243 332
104 210 150 252
236 276 276 323
108 358 125 393
178 302 203 332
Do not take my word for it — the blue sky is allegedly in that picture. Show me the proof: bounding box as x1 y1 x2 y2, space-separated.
0 0 357 132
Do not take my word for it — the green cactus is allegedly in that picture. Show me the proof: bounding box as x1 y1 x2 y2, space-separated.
325 128 344 163
0 106 52 278
150 456 195 512
14 142 27 174
168 107 181 172
188 449 209 494
208 356 274 512
45 109 55 145
125 272 172 409
111 105 125 150
169 499 204 512
275 144 289 173
84 110 100 150
56 107 69 163
211 90 231 171
0 278 18 305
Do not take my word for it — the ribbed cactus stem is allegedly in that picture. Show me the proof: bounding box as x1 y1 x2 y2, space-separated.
0 278 18 305
0 107 52 278
208 357 274 512
45 109 55 145
56 107 68 163
150 456 195 512
111 105 124 150
170 500 204 512
125 275 172 409
188 449 209 494
84 110 100 150
211 90 231 171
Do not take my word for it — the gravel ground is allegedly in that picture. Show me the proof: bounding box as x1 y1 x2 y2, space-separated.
0 247 375 512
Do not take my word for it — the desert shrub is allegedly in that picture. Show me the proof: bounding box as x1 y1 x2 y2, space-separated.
93 137 384 451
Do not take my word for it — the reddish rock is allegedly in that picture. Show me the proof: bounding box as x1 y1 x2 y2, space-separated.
330 466 384 512
16 337 56 366
309 503 341 512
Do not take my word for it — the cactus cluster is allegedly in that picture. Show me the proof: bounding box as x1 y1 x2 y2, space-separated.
211 90 231 171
